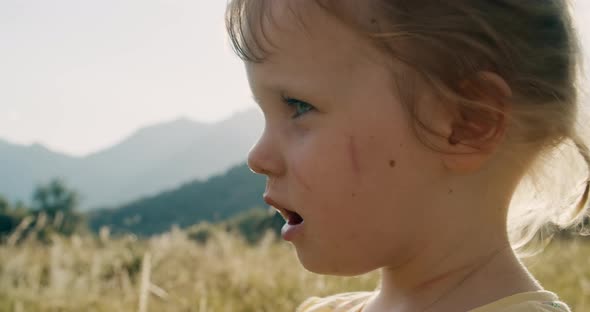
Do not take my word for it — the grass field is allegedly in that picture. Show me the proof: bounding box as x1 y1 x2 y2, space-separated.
0 227 587 312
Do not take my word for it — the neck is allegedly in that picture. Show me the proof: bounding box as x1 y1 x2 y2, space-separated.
363 226 542 312
361 152 542 312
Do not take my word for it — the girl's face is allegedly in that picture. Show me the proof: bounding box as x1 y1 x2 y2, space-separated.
246 3 449 275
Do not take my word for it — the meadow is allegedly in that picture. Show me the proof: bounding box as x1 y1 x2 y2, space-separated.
0 226 587 312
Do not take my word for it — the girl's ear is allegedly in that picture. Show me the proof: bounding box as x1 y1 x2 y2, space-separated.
441 71 512 174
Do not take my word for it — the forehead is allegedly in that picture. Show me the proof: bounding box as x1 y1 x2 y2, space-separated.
244 1 387 84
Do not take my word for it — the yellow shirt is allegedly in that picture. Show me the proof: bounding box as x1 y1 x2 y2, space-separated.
296 290 571 312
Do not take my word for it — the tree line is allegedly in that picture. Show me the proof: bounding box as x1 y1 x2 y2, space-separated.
0 178 85 244
0 173 284 245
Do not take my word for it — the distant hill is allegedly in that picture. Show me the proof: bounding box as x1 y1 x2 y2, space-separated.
0 140 82 205
88 162 267 236
0 109 263 210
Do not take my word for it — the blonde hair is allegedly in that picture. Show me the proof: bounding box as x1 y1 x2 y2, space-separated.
226 0 590 257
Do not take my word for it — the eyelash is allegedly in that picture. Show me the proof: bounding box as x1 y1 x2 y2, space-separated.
281 95 315 119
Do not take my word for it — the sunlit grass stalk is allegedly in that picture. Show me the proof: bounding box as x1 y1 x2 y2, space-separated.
138 252 151 312
0 225 586 311
6 216 33 246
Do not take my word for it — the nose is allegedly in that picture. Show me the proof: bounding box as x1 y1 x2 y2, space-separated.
247 128 284 177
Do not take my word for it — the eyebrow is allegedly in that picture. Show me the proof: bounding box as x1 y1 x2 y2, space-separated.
249 79 286 105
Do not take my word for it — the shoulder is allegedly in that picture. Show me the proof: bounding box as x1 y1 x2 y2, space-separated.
496 301 571 312
296 291 375 312
489 301 571 312
469 291 571 312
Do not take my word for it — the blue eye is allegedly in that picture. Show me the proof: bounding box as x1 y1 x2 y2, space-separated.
282 96 315 119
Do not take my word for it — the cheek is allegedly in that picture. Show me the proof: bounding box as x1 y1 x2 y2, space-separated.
342 131 426 223
291 162 313 192
289 133 362 197
291 133 398 219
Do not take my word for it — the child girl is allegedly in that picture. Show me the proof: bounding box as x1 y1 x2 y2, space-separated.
226 1 589 311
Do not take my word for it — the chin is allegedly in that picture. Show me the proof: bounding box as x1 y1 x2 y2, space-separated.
297 252 375 277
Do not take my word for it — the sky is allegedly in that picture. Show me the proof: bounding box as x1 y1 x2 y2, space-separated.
0 0 252 156
1 1 590 157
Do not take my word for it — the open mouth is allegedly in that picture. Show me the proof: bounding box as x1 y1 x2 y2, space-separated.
264 195 304 226
281 208 304 225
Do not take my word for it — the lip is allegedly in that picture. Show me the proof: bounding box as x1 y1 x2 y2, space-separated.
281 221 304 241
263 194 305 241
263 194 295 219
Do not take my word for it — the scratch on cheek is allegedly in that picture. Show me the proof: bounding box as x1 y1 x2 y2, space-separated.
349 136 361 179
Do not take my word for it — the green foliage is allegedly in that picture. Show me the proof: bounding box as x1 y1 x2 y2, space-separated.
31 178 85 237
0 195 8 214
89 163 266 236
225 207 285 244
32 178 78 217
0 195 25 239
186 208 285 245
0 214 19 237
0 179 86 242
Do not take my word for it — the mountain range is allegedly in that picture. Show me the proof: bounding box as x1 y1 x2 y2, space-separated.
0 109 263 210
88 162 267 236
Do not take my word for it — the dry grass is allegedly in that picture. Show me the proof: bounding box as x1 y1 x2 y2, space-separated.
0 227 587 311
